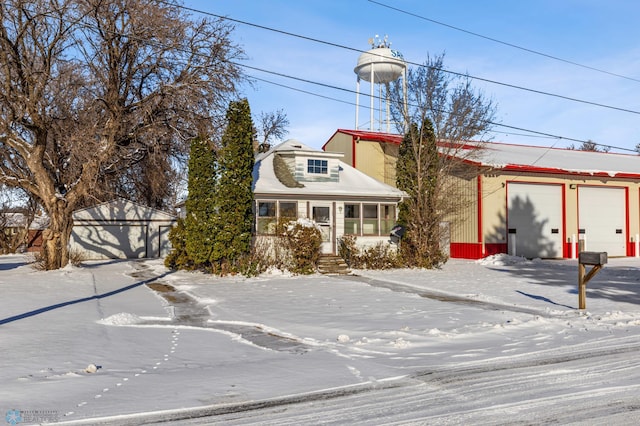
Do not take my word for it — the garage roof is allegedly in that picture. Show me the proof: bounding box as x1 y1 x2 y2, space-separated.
73 198 176 222
470 142 640 179
325 130 640 179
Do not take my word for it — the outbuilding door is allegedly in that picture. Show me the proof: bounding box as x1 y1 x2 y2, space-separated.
578 186 626 256
507 183 563 258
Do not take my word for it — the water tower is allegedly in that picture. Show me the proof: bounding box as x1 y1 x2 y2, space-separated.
354 35 407 133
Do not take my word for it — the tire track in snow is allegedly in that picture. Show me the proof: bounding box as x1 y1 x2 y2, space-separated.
340 274 563 317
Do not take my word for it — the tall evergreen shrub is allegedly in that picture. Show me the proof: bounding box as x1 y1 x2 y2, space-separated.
210 99 255 272
184 136 218 268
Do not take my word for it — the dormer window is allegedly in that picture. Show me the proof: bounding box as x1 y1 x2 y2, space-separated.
307 159 328 174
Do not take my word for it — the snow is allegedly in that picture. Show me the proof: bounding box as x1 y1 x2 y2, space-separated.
2 253 640 424
475 141 640 177
253 139 405 198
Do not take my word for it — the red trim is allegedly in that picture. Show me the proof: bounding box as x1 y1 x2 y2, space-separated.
335 129 403 145
485 243 508 257
501 164 640 180
477 174 483 255
352 135 357 168
449 243 508 259
626 187 631 256
450 243 483 259
562 183 567 258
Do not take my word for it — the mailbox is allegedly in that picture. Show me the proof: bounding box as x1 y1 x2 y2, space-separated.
577 251 607 310
578 251 607 266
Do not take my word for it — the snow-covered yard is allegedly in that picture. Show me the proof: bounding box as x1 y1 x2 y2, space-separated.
2 254 640 425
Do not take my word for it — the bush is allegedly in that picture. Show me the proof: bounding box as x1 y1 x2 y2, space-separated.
359 242 402 269
338 235 401 270
338 234 358 268
284 219 322 274
165 218 193 270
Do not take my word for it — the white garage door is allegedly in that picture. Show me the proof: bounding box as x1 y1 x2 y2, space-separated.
507 183 563 258
578 187 626 256
71 224 148 259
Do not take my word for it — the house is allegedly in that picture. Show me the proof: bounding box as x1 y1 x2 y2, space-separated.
0 212 48 253
324 129 640 259
323 129 402 187
70 199 176 260
253 139 406 255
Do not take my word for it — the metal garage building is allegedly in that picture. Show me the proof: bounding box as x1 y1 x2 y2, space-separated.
323 130 640 259
474 143 640 259
70 199 176 260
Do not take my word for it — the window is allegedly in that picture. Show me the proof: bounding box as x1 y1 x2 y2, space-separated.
380 204 396 235
257 201 276 234
362 204 379 235
279 202 297 219
344 204 360 235
307 159 328 174
343 203 397 236
257 201 298 234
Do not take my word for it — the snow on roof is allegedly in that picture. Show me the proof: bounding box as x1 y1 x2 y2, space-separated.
327 129 403 145
326 130 640 179
1 212 49 229
472 142 640 178
254 139 406 199
73 198 176 221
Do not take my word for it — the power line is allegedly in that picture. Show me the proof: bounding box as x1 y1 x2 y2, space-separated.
68 1 632 153
170 1 640 117
368 0 640 84
243 64 637 153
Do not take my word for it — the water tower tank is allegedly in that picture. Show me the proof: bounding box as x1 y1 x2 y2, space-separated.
353 36 407 133
354 47 405 83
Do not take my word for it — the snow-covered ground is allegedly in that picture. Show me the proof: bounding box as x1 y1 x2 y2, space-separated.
2 253 640 425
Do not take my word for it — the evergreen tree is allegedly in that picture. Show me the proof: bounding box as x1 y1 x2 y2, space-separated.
184 137 218 268
396 119 445 268
211 99 255 271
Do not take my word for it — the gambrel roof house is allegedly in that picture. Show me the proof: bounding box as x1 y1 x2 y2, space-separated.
324 129 640 260
253 139 406 255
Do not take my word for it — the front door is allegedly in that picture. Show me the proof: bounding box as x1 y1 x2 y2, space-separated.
311 203 333 254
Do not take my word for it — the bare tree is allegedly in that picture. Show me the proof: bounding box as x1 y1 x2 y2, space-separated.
254 109 289 152
568 140 610 153
0 0 243 269
389 53 497 267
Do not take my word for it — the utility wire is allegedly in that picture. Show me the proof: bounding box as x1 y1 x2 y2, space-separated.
65 1 633 153
368 0 640 84
171 1 640 116
244 65 637 152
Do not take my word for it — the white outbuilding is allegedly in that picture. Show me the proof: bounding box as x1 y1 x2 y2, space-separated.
70 199 176 260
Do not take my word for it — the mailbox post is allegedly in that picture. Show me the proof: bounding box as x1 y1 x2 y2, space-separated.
578 251 607 310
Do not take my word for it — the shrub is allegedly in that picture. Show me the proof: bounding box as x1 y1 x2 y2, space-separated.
359 242 402 269
165 218 193 270
284 219 322 274
68 248 87 267
338 235 401 270
338 234 358 268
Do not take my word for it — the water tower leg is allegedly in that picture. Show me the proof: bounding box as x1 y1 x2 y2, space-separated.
355 77 360 129
369 67 374 131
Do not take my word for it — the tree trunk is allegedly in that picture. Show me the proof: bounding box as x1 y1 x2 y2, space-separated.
41 198 73 270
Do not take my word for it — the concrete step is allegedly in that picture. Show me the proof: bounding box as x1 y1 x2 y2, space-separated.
317 255 351 275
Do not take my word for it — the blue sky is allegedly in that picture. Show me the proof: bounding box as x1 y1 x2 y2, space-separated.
185 1 640 152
